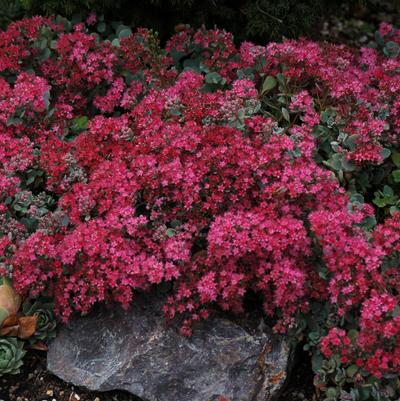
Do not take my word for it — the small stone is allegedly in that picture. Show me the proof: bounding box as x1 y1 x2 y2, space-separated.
46 390 54 397
94 398 101 401
9 385 19 394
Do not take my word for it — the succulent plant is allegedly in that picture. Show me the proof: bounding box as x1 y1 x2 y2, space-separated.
22 300 57 343
0 337 25 376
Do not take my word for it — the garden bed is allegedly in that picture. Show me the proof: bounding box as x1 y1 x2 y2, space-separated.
1 2 400 400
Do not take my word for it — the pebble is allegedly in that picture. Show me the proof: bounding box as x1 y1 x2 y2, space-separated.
46 389 54 397
69 393 80 401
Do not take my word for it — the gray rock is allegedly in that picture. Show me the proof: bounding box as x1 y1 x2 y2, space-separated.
47 293 293 401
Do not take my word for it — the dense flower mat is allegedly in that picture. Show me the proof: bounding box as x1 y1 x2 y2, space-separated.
1 15 400 400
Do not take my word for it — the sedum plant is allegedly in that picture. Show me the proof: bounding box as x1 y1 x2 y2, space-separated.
0 337 26 376
22 300 57 343
0 14 400 400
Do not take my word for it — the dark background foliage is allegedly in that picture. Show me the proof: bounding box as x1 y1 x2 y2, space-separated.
1 0 399 43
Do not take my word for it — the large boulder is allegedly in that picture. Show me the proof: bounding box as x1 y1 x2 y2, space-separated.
47 293 293 401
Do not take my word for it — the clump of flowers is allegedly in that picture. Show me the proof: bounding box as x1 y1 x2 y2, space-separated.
1 15 400 398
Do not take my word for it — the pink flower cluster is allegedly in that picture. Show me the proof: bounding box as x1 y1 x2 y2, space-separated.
1 17 400 386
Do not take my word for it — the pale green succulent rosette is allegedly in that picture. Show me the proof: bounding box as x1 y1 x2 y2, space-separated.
22 300 57 343
0 337 26 376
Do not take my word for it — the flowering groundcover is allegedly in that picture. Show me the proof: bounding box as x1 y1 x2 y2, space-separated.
1 15 400 400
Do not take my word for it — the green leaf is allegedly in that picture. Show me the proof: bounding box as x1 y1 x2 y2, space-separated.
111 38 120 48
326 387 338 399
350 193 364 204
170 219 181 228
345 134 359 151
60 215 69 227
375 31 385 47
166 228 176 238
318 271 328 280
391 151 400 167
393 305 400 317
381 148 391 160
384 41 400 57
26 175 35 185
360 215 376 230
373 196 387 208
320 109 331 123
205 72 223 85
118 27 132 39
43 91 50 109
276 72 286 87
261 75 277 95
346 365 358 377
347 329 359 342
38 47 51 61
329 153 343 171
13 204 23 212
20 217 38 232
383 185 394 196
111 20 123 30
308 331 320 343
97 22 106 33
72 116 88 131
311 352 323 372
393 169 400 182
183 58 201 72
281 107 290 122
39 38 48 50
341 156 356 172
